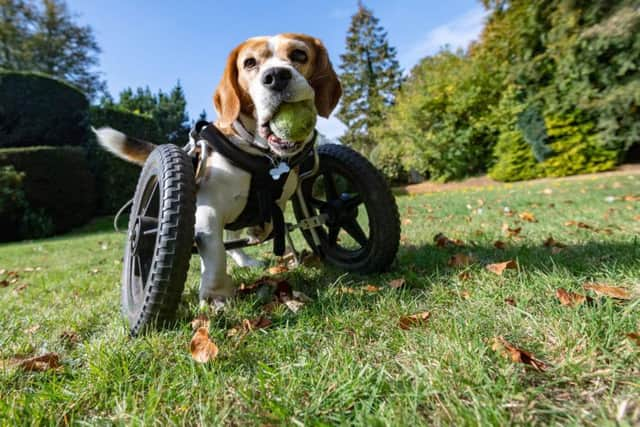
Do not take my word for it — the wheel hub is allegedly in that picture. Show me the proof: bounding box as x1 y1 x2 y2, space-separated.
130 216 157 255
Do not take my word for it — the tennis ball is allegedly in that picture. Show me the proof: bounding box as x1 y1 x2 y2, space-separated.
269 100 317 142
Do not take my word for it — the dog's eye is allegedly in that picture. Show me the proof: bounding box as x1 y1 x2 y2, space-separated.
243 57 257 69
289 49 308 64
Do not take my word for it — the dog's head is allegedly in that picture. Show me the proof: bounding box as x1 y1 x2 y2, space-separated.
214 33 341 157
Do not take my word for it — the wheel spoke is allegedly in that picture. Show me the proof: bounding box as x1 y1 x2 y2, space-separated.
323 172 339 200
142 181 159 216
342 218 368 247
328 225 340 246
342 194 363 210
310 197 327 209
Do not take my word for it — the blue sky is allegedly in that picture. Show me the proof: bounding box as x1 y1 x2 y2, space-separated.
67 0 487 139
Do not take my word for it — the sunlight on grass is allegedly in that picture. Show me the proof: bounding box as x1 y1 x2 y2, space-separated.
1 174 639 425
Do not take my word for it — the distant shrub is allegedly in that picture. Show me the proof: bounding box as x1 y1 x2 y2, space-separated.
0 71 89 148
88 107 164 214
0 146 95 241
488 130 540 182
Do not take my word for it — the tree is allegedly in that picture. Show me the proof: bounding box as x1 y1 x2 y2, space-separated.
0 0 104 98
103 82 190 144
337 2 402 154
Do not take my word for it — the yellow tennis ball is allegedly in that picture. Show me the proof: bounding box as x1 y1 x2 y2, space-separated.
269 100 317 142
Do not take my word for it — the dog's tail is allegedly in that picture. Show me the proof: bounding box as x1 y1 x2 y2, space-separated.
92 127 156 166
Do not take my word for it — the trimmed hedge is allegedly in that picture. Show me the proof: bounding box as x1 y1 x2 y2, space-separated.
0 146 95 241
0 71 89 148
88 107 164 214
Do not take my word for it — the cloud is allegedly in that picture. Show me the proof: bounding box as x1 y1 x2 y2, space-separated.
400 6 488 70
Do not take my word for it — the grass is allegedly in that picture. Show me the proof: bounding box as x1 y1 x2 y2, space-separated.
1 173 639 425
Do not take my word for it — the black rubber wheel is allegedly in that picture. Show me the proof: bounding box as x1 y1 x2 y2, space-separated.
292 144 400 273
122 144 196 336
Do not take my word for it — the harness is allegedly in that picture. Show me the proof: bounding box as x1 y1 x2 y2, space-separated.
192 121 315 256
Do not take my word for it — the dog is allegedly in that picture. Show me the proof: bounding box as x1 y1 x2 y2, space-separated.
95 33 341 307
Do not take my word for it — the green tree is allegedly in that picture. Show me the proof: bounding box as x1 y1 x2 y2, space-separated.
104 82 190 144
0 0 104 98
337 2 402 154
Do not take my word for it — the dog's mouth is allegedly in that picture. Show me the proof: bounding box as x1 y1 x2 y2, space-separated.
258 122 304 155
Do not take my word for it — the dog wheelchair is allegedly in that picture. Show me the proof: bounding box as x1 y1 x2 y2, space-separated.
120 121 400 335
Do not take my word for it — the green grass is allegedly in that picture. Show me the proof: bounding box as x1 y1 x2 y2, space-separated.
1 173 639 425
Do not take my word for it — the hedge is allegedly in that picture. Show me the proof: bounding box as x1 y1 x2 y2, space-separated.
88 107 164 214
0 146 95 241
0 71 89 148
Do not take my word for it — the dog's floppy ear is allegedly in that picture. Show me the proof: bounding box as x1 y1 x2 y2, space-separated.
214 45 242 128
310 38 342 118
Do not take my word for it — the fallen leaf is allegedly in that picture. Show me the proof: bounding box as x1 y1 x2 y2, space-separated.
402 218 412 225
543 236 566 248
504 297 516 306
284 300 305 313
190 327 219 363
3 353 61 372
519 211 537 222
541 188 553 195
190 314 210 331
0 279 8 288
634 215 640 221
565 220 594 230
486 260 518 275
448 253 476 268
623 195 640 202
626 333 640 346
461 290 471 299
268 264 288 275
364 284 381 293
338 287 358 294
90 268 100 274
583 283 632 300
494 240 507 250
556 288 588 306
491 337 548 372
0 269 5 275
434 233 464 248
502 224 522 237
13 283 28 292
458 271 471 281
399 311 431 330
228 316 273 337
59 330 80 345
388 278 406 289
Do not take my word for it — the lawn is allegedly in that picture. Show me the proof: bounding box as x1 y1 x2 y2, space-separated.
1 173 639 425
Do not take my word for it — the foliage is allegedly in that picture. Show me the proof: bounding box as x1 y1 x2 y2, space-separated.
100 83 190 144
0 0 105 99
0 71 89 148
88 106 163 214
373 52 501 181
0 146 94 240
337 2 402 154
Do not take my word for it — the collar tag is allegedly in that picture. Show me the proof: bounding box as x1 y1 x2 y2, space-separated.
269 162 290 180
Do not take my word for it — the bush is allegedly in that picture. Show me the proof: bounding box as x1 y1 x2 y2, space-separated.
0 71 89 148
488 130 540 182
88 107 164 214
0 146 95 241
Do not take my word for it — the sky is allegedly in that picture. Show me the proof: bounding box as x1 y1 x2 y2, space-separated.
66 0 487 139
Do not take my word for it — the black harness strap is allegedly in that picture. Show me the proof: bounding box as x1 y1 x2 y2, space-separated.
198 124 315 256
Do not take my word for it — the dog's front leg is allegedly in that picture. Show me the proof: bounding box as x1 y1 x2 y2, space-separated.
226 229 264 268
195 205 234 303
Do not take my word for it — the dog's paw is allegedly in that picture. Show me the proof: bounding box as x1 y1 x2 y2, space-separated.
228 249 264 268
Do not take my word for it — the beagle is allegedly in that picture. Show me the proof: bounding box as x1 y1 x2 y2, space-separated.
95 33 341 306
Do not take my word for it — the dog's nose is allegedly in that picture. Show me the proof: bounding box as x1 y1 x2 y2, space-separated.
261 67 292 91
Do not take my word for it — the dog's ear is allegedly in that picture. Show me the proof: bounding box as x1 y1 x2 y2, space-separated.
214 45 242 128
310 38 342 118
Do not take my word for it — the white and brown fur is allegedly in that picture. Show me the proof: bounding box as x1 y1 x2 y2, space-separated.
94 33 341 306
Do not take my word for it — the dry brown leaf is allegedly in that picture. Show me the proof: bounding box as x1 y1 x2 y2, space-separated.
461 290 471 299
284 300 305 313
14 283 28 292
583 283 632 300
486 260 518 275
556 288 588 306
434 233 464 248
519 211 537 222
190 327 219 363
60 330 80 345
268 264 288 275
634 215 640 221
388 278 406 289
543 236 566 248
491 336 548 372
623 195 640 201
448 253 476 268
502 224 522 237
402 218 413 225
504 297 517 306
364 284 381 293
399 311 431 330
626 332 640 346
565 220 594 230
494 240 507 250
25 324 40 334
3 353 61 372
190 314 210 331
458 271 471 281
338 287 358 294
0 279 9 287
